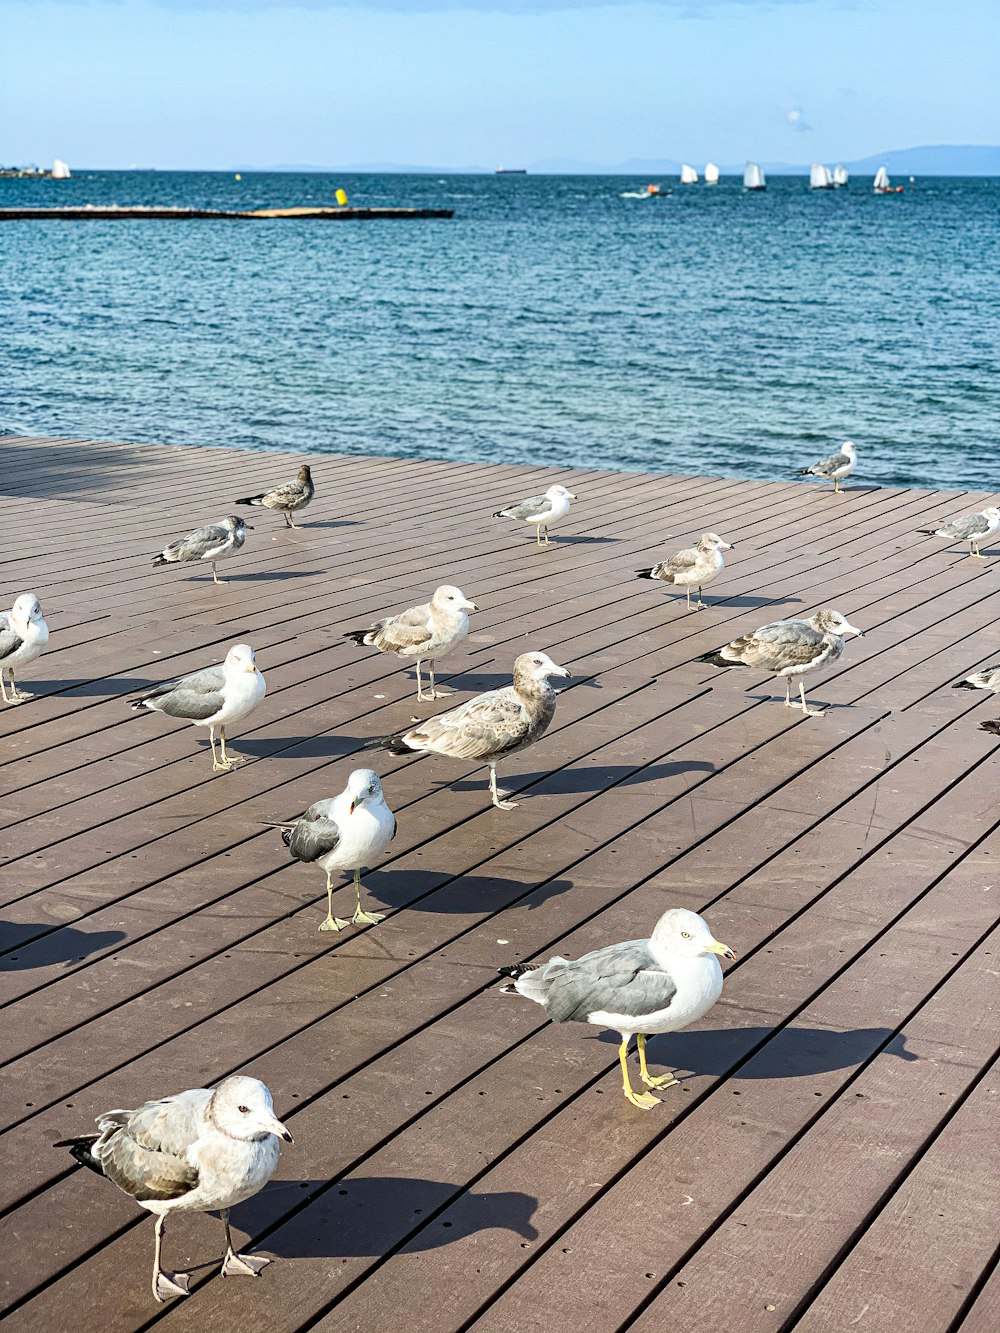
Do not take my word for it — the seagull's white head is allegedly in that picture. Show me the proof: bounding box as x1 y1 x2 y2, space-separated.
650 908 737 961
10 593 44 631
841 441 857 458
982 507 1000 524
514 651 571 683
813 609 863 639
346 767 385 813
211 1076 292 1143
433 585 479 613
225 514 252 534
225 643 259 674
700 533 733 551
546 484 577 502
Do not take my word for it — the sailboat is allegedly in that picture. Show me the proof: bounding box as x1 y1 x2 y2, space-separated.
832 163 849 187
51 159 71 179
743 162 766 191
680 164 698 185
809 163 834 189
873 165 903 194
704 162 720 185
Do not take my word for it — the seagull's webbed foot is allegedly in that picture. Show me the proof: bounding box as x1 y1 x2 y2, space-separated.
800 707 825 718
10 689 33 702
641 1071 679 1090
222 1250 270 1278
624 1087 660 1111
319 914 351 932
212 758 236 773
155 1270 191 1302
492 789 519 810
695 601 707 611
351 907 385 927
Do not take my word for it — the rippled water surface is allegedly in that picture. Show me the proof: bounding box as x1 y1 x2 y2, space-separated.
2 171 998 488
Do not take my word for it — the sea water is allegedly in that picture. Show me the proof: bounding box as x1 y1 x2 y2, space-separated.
1 171 997 489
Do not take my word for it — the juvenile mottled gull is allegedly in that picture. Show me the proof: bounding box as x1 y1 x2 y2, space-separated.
0 592 49 704
152 516 250 585
499 908 736 1111
636 533 732 611
130 643 266 771
55 1075 292 1302
796 440 857 492
343 585 479 702
699 608 863 716
236 464 314 528
953 665 1000 695
918 506 1000 559
268 769 395 931
367 650 570 809
494 483 578 548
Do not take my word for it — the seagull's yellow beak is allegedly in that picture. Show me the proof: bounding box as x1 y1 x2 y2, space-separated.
243 661 258 673
706 939 737 961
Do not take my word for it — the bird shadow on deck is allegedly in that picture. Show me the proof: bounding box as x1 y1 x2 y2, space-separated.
25 677 159 697
299 520 361 530
711 594 803 610
593 1025 916 1078
213 570 326 583
234 1177 539 1255
366 869 575 915
439 671 603 692
0 921 126 969
551 535 621 545
228 734 364 761
452 757 716 797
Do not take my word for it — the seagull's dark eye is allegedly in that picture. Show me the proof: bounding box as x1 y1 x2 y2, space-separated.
680 931 691 939
238 1105 250 1114
368 785 376 795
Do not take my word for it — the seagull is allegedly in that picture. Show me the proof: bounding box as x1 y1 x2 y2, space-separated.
54 1075 292 1303
130 643 266 771
498 908 736 1111
152 516 250 585
918 507 1000 559
0 592 49 704
493 484 578 548
953 665 1000 695
699 608 863 716
268 769 395 931
636 533 732 611
343 585 479 702
235 464 314 528
367 651 570 809
796 441 857 493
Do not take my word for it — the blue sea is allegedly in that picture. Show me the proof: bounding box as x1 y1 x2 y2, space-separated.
2 171 998 489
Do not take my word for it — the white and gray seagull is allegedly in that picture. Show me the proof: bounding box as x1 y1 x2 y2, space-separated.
342 585 479 702
918 506 1000 559
499 907 736 1111
130 643 266 771
152 515 250 585
54 1075 292 1303
796 441 857 493
636 533 732 611
699 608 863 716
0 592 49 704
368 650 570 809
494 484 578 548
235 464 314 529
268 768 396 931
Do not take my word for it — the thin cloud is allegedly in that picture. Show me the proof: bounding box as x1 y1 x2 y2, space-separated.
124 0 823 13
784 105 814 132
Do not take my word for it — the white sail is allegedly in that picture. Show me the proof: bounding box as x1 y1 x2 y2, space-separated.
833 163 849 186
680 163 698 184
704 162 720 184
743 161 765 190
873 166 890 192
809 162 833 189
51 159 71 179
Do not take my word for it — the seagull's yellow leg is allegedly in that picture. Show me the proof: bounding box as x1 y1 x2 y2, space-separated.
218 727 247 769
350 867 385 927
799 679 823 718
210 726 228 771
211 562 228 585
489 763 518 811
319 869 350 931
835 477 841 493
637 1033 679 1090
619 1037 659 1110
6 670 32 703
0 672 10 705
971 541 984 560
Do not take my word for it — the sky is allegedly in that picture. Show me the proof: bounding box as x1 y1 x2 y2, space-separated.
3 0 998 170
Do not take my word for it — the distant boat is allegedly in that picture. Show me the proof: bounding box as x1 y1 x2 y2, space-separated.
809 163 834 189
704 162 720 185
51 159 71 179
873 165 903 194
833 163 849 187
744 162 766 191
680 164 699 185
495 166 527 175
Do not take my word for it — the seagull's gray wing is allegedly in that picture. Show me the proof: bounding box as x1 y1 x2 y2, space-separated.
285 799 342 862
265 478 309 507
938 512 991 539
138 665 226 720
720 618 827 671
96 1089 210 1202
810 450 850 476
662 547 699 576
542 940 678 1024
401 687 528 760
0 613 22 665
168 523 232 561
372 604 434 654
497 494 550 520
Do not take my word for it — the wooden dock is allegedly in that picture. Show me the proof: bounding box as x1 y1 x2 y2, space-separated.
1 435 997 1333
0 206 454 222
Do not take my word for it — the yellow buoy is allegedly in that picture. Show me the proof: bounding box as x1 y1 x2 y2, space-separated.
335 188 348 207
235 173 242 181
